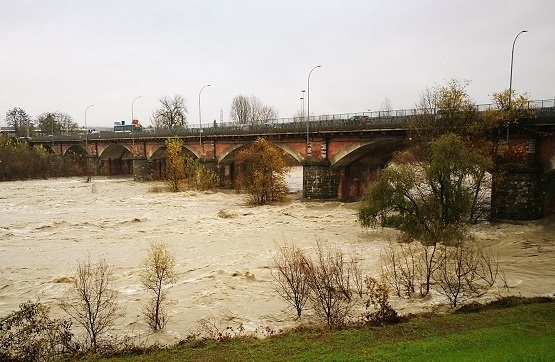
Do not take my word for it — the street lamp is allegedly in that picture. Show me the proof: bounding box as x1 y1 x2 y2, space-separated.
508 30 528 110
131 96 141 146
84 104 94 146
507 30 527 141
199 84 211 148
301 89 306 118
306 65 322 152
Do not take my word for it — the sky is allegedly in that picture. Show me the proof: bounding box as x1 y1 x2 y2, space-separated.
1 0 554 129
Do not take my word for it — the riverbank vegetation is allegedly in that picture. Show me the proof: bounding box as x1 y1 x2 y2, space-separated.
86 297 553 362
3 296 553 361
0 136 87 181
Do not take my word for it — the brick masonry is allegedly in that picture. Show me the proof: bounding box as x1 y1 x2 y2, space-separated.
491 169 544 220
302 162 338 199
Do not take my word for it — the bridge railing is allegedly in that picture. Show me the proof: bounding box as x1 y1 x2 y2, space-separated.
26 98 555 141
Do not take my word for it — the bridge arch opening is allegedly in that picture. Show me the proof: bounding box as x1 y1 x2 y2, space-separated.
98 144 134 176
330 139 405 200
64 144 88 157
148 144 199 180
218 140 302 190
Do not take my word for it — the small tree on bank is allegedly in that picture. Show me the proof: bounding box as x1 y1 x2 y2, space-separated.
236 137 290 205
272 244 310 319
0 301 75 361
140 243 177 331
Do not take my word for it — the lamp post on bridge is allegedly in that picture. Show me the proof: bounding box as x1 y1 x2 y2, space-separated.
306 65 321 156
508 30 528 110
131 96 141 146
84 104 94 146
199 84 212 153
507 30 527 141
301 89 306 118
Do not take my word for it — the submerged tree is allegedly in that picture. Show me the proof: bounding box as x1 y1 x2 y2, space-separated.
358 133 490 294
60 257 121 350
236 137 290 205
165 137 185 192
141 243 177 331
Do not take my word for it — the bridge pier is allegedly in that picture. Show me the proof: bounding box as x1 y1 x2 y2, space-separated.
302 161 338 199
545 171 555 215
491 167 544 220
133 157 152 181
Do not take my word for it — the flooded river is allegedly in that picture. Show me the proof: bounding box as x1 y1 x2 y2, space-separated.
0 176 554 345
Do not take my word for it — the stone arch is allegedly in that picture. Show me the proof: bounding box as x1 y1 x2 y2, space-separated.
330 139 402 169
271 143 303 165
329 138 405 200
148 142 200 180
97 144 134 176
218 141 302 165
64 144 88 157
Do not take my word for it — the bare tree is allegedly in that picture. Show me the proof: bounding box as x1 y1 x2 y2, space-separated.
229 95 251 124
272 244 310 319
230 95 278 125
304 241 358 329
379 97 393 116
141 243 177 331
37 111 78 135
60 257 121 349
5 107 33 137
380 241 420 298
433 240 502 308
151 95 188 130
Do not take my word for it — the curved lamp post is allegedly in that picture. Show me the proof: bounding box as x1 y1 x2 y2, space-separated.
507 30 527 141
84 104 94 146
508 30 528 110
301 89 306 118
306 65 322 152
199 84 211 148
131 96 141 146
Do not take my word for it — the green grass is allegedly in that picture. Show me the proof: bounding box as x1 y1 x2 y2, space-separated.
81 297 555 362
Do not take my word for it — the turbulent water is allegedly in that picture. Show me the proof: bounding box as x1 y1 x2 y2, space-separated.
0 176 554 345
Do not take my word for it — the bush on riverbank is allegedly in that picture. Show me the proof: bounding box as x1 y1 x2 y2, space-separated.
3 296 553 361
0 136 86 181
73 296 555 361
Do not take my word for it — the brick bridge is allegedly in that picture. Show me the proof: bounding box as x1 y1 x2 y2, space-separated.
31 102 555 220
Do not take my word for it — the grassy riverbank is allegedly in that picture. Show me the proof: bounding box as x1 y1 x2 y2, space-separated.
80 297 555 362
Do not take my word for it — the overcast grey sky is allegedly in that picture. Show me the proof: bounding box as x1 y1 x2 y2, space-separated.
1 0 554 129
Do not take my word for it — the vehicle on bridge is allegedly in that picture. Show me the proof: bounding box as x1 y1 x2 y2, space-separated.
348 115 370 124
114 119 142 133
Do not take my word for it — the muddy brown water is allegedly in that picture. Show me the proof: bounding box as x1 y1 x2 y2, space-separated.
0 177 553 345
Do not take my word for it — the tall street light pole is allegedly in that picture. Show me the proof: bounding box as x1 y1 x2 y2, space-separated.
507 30 527 141
301 89 306 118
131 96 141 146
508 30 528 110
306 65 321 154
84 104 94 146
199 84 211 149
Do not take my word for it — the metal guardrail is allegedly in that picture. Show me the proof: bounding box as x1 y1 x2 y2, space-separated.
14 98 555 142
